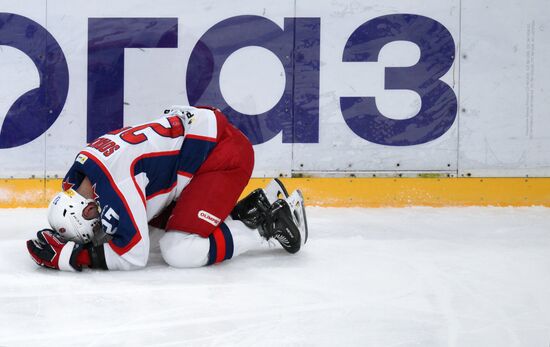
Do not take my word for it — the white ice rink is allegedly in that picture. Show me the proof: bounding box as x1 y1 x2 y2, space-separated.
1 207 550 346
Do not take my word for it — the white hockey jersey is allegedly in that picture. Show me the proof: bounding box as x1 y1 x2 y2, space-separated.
62 106 224 270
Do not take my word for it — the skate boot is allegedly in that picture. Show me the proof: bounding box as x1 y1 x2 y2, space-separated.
231 189 271 229
261 199 302 254
231 178 289 228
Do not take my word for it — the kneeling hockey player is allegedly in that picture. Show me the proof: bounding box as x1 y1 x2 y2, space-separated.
26 105 308 271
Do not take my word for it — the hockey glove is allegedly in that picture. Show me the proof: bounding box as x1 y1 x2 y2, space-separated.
26 229 107 272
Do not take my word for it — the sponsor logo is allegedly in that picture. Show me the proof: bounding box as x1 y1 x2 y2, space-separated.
76 154 88 164
198 210 221 226
0 14 456 149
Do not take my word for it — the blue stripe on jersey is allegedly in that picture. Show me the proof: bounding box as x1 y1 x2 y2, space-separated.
178 138 216 175
132 154 179 198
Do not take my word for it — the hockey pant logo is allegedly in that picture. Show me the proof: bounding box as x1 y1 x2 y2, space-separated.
198 210 221 226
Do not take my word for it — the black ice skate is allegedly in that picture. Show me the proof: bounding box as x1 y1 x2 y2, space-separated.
231 179 308 253
264 179 308 246
261 199 302 254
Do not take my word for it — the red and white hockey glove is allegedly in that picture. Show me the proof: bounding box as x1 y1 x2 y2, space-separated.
26 229 106 272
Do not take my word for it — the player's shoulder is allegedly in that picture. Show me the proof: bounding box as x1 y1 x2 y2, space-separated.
165 105 217 122
165 105 220 139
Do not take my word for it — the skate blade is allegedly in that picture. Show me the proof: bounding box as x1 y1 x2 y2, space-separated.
285 189 308 245
264 178 289 205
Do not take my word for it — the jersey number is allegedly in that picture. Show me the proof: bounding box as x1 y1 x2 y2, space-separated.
116 116 185 145
101 205 120 235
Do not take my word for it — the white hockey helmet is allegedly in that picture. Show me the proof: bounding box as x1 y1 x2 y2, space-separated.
47 189 100 244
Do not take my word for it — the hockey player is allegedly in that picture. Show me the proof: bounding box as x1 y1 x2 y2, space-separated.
26 105 307 271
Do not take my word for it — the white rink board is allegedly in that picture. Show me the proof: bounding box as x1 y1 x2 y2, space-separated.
0 0 548 177
459 0 550 176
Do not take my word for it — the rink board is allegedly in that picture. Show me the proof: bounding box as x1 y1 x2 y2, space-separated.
0 0 549 179
1 178 549 208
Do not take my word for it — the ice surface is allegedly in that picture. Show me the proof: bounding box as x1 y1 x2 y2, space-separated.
1 207 550 346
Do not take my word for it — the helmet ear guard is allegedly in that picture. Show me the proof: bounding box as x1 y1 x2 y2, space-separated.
47 189 100 244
